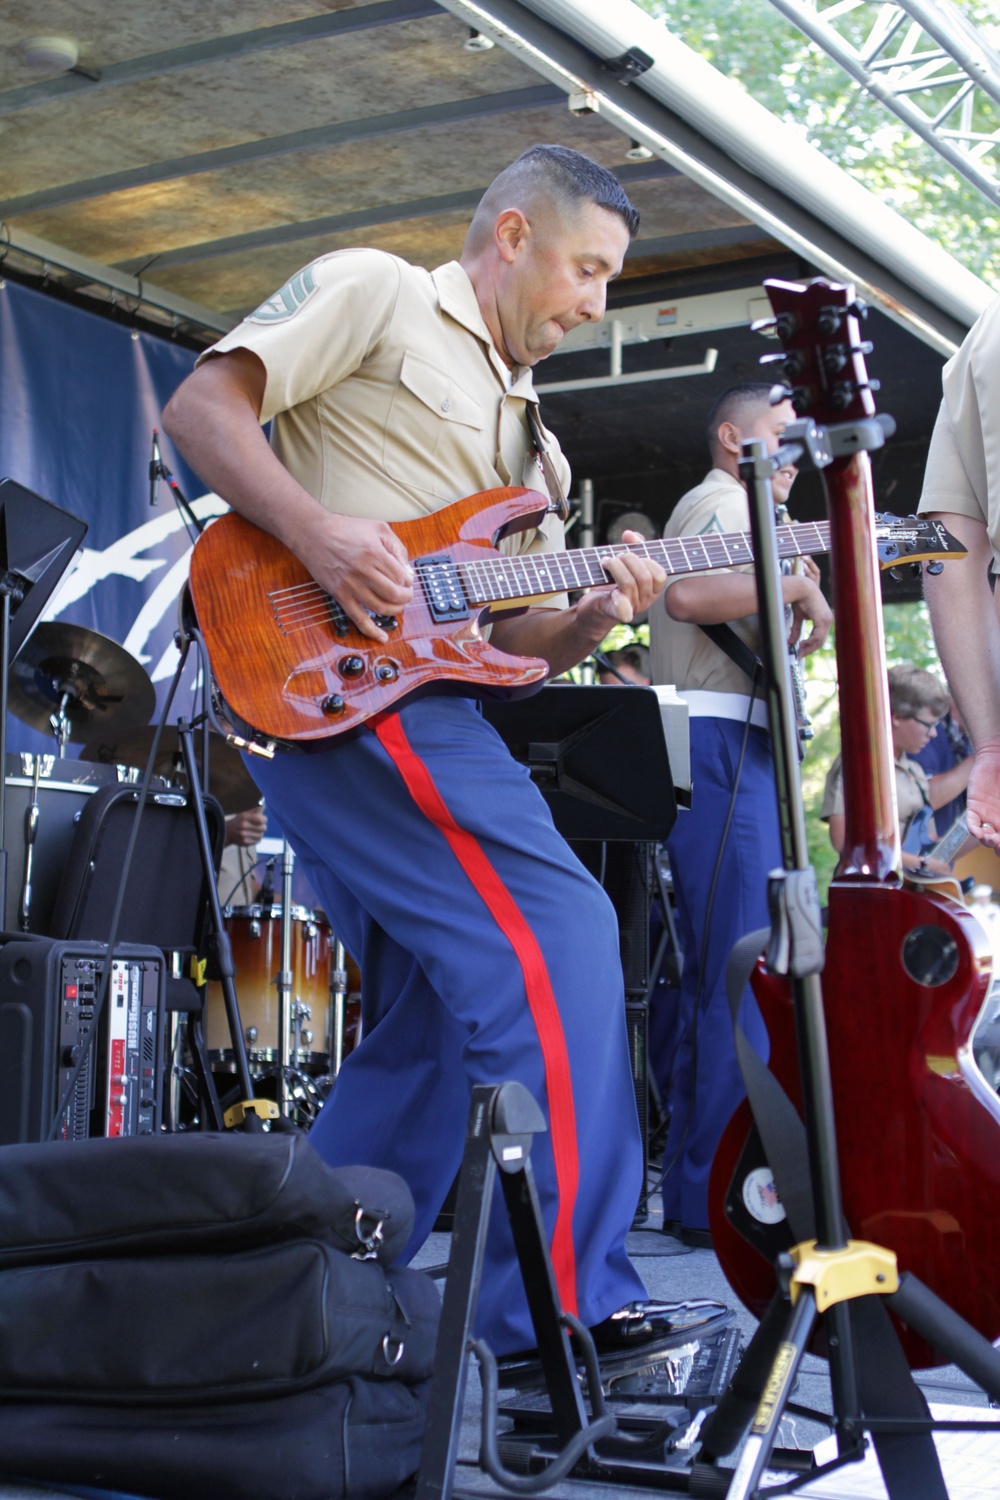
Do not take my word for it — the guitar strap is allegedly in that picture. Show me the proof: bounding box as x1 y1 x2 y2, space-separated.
697 621 766 692
526 403 570 522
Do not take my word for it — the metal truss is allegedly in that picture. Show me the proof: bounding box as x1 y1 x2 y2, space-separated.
765 0 1000 210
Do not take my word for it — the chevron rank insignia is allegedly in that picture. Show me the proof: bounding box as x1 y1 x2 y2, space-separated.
247 265 319 323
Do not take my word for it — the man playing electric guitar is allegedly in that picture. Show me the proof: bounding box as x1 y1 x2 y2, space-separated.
161 145 728 1364
647 382 831 1244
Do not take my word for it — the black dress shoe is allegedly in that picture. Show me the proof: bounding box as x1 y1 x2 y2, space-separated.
662 1220 714 1250
590 1297 728 1351
495 1297 732 1387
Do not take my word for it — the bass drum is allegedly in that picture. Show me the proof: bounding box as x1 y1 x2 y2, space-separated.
206 904 360 1074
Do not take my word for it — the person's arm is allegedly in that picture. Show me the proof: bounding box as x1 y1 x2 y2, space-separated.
926 755 973 811
663 571 833 656
225 806 268 847
923 511 1000 848
162 349 413 642
489 530 666 677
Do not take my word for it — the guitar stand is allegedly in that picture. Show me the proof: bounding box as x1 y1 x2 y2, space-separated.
415 1082 708 1500
691 434 1000 1500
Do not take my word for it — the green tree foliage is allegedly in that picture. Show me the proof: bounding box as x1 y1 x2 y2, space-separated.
636 0 1000 288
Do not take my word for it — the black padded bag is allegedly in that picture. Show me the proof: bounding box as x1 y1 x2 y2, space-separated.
0 1133 412 1266
0 1376 432 1500
0 1244 439 1403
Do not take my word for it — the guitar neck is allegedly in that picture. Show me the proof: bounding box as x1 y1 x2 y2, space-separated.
458 520 830 606
931 812 969 867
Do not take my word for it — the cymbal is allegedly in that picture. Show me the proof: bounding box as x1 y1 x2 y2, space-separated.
9 622 155 741
82 725 261 815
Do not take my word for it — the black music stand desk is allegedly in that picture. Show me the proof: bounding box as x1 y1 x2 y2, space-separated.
481 684 677 843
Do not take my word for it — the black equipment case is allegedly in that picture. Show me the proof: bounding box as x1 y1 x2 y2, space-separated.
0 1133 440 1499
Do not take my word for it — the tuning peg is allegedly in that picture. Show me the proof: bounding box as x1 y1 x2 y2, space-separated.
818 307 843 336
766 381 793 406
775 311 798 341
858 340 874 355
790 387 813 415
851 299 869 320
751 314 778 335
822 345 849 375
889 567 902 580
925 560 944 575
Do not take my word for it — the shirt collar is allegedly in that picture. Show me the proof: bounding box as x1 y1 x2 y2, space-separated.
431 260 538 403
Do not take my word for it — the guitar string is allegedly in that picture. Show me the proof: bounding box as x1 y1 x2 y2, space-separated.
263 517 912 631
266 531 833 630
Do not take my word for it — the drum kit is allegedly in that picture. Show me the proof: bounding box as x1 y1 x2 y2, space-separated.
6 620 360 1121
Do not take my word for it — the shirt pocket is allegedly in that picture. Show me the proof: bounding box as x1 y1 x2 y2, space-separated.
384 350 486 497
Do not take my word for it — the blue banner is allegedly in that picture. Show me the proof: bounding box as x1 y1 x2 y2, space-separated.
0 277 224 756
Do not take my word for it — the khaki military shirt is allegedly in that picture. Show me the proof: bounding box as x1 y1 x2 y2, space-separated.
822 751 934 843
919 294 1000 564
205 250 568 603
648 468 762 698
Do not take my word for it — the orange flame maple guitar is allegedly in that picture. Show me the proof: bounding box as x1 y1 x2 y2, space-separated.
707 278 999 1368
188 488 960 743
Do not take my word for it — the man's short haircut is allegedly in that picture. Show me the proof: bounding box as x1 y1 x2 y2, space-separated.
705 382 778 455
887 664 949 721
604 644 651 681
468 144 639 244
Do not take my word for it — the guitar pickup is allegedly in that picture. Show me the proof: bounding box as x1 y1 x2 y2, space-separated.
417 554 469 623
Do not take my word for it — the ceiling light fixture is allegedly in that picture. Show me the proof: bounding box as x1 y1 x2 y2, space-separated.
17 34 79 71
463 28 495 51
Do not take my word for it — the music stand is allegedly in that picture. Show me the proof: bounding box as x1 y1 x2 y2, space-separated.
481 685 676 843
0 478 89 923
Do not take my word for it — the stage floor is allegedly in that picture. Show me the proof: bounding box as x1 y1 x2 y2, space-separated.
0 1198 995 1500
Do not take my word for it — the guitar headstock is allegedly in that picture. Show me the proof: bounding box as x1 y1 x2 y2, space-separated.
873 513 968 571
760 278 878 428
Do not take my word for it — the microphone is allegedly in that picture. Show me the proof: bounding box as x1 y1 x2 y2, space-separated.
149 429 162 507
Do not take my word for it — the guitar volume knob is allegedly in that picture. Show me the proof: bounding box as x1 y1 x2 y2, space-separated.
339 655 366 678
321 694 346 715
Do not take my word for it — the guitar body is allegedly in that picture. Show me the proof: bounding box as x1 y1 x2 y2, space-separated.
188 487 551 740
709 882 999 1367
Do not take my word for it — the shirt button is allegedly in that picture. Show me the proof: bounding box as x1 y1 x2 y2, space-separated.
441 398 451 412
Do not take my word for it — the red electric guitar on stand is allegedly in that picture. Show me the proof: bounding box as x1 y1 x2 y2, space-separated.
707 279 1000 1369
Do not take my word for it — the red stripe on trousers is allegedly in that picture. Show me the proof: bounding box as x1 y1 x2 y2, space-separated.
374 712 580 1316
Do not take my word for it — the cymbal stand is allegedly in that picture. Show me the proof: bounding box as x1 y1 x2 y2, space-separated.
330 939 349 1075
275 838 296 1117
47 688 74 757
175 706 271 1129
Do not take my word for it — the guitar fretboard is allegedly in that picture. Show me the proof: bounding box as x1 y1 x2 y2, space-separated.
456 521 831 606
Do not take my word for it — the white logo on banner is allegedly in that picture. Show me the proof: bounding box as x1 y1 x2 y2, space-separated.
43 493 228 682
